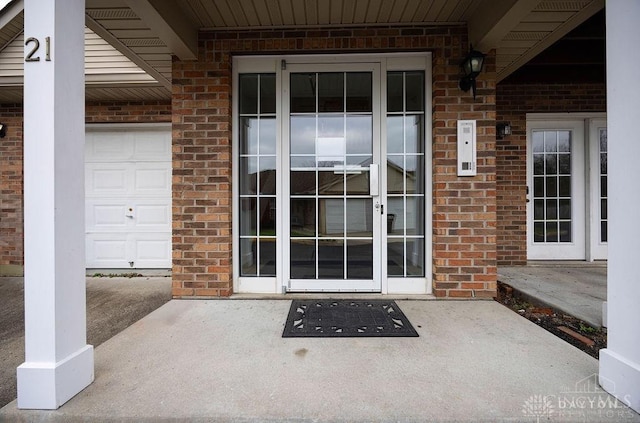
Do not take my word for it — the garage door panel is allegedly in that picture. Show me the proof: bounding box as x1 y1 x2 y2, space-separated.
132 235 171 268
86 163 131 197
86 234 130 268
86 200 129 232
132 131 171 160
133 163 171 196
132 200 171 231
85 131 134 161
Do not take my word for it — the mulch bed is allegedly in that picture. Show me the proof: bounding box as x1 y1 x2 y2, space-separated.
495 281 606 359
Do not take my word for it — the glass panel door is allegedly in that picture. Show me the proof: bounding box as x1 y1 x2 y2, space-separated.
528 121 585 259
285 64 381 292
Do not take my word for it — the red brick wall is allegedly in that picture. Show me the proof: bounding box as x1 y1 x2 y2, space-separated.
172 26 497 298
0 101 171 275
0 105 25 273
496 83 606 265
86 101 171 123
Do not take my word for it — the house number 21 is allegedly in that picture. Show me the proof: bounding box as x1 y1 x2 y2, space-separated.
25 37 51 62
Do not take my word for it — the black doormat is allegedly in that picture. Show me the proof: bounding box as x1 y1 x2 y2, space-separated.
282 299 419 338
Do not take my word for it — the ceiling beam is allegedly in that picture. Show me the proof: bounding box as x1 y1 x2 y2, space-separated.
85 14 171 89
468 0 540 52
124 0 197 61
497 0 604 82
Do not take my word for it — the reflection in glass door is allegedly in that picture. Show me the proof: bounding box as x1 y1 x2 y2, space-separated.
286 66 380 291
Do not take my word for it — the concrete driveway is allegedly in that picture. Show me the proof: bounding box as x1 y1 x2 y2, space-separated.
0 276 172 409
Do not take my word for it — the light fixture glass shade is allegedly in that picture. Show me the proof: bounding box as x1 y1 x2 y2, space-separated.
461 49 485 78
470 56 484 73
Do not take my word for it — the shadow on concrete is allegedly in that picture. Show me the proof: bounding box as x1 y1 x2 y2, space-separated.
0 276 172 408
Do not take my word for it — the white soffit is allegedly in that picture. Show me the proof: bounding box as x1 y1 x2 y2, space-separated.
496 0 604 81
1 0 606 97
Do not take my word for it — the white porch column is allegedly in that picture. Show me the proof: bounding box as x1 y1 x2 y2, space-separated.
600 0 640 414
17 0 94 409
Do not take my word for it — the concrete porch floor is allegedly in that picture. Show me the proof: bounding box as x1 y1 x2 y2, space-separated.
2 298 638 423
498 261 607 328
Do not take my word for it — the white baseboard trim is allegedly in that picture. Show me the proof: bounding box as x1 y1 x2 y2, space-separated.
599 348 640 414
17 345 94 409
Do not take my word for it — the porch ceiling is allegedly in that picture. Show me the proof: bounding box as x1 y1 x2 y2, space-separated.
0 0 604 102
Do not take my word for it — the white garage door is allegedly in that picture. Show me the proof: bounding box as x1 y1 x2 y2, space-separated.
85 125 171 269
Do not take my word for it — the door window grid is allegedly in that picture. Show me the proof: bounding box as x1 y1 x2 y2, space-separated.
532 130 572 243
386 71 425 276
238 73 277 276
599 128 608 243
289 72 374 280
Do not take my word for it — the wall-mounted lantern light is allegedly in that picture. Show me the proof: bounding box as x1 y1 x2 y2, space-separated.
0 123 6 138
459 45 486 99
497 122 512 140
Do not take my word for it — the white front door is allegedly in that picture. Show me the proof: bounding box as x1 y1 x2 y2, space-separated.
85 126 172 269
527 120 586 259
283 64 382 291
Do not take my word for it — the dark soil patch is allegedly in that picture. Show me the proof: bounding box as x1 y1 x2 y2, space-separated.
496 281 606 359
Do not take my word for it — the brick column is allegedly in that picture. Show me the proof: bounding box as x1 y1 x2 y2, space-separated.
432 48 497 298
172 47 233 297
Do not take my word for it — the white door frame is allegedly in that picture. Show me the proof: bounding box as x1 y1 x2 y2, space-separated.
232 53 432 294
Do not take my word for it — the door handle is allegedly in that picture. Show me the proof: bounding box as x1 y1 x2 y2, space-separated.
375 202 384 215
369 164 379 196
